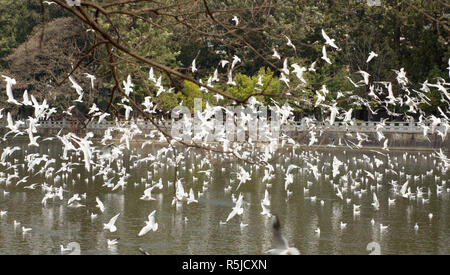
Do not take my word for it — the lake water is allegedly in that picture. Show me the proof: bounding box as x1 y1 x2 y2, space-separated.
0 139 448 255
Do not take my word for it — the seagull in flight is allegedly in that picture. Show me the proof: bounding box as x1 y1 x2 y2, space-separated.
2 75 21 105
231 16 239 26
96 197 105 213
84 73 96 89
284 35 296 52
104 213 120 232
191 59 197 73
272 48 281 60
321 46 332 64
321 29 340 50
138 210 158 236
68 76 84 102
367 51 378 63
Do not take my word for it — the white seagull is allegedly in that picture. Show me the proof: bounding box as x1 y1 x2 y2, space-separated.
321 29 340 50
104 213 120 232
367 51 378 63
138 210 158 236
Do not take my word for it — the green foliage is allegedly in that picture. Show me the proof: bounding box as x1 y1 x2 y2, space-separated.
226 68 279 103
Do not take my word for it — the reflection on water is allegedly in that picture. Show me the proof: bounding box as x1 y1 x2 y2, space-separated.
0 139 448 255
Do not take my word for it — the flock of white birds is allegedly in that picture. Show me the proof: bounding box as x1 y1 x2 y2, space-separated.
0 18 449 254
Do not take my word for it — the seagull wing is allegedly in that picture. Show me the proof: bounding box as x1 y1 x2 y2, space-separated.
96 197 105 213
107 213 120 226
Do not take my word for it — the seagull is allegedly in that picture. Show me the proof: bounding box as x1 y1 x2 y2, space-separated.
2 75 21 105
372 192 380 210
187 188 198 204
262 189 270 206
225 193 244 223
272 48 281 60
191 59 197 73
447 58 450 78
148 67 156 83
22 226 32 233
104 213 120 232
22 90 32 106
96 197 105 213
291 64 307 84
261 202 272 217
356 70 370 85
122 74 134 97
308 61 317 72
68 76 84 101
84 73 96 89
231 16 239 26
138 210 158 236
265 215 300 255
279 73 290 87
321 29 339 50
367 51 378 63
284 35 296 52
321 46 332 64
107 239 119 247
